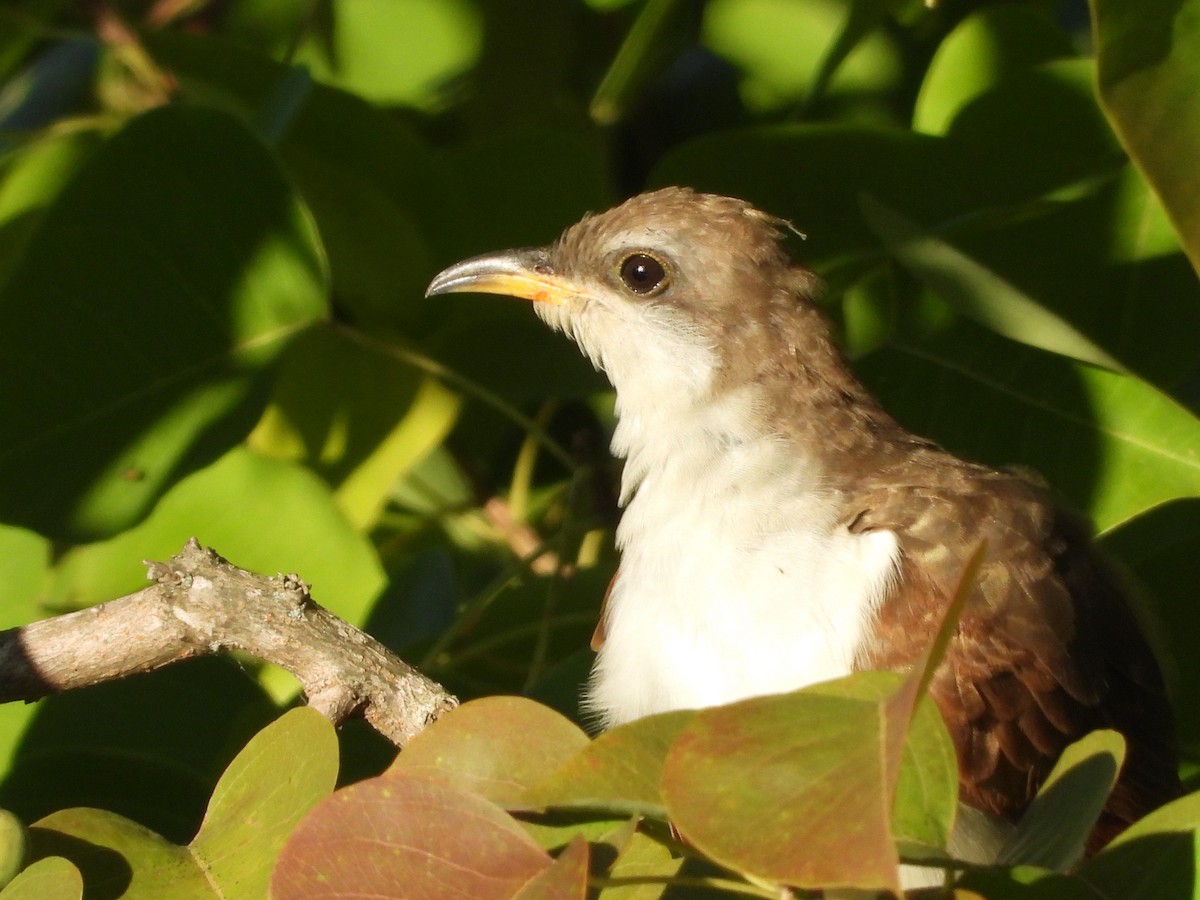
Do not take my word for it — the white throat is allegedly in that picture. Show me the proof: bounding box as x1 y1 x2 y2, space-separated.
581 335 900 729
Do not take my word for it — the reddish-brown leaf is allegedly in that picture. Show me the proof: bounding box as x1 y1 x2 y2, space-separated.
271 774 551 899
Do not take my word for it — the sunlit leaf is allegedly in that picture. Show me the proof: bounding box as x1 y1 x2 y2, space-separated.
0 810 27 890
702 0 900 113
393 696 588 806
26 710 337 898
191 709 338 897
291 0 483 110
913 5 1073 134
146 30 465 328
30 809 208 896
248 326 462 530
0 525 48 630
597 827 683 899
661 682 899 893
47 448 385 626
0 129 100 291
527 710 694 817
272 774 551 899
861 195 1124 371
0 856 81 900
512 836 588 900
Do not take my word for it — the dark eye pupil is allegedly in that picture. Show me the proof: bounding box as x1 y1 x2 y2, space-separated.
619 254 666 294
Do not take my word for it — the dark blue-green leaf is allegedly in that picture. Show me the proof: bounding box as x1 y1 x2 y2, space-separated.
0 106 327 541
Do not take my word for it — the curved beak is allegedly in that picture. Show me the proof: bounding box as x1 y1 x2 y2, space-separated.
426 248 577 306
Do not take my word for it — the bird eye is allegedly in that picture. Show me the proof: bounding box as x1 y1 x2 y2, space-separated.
618 253 668 295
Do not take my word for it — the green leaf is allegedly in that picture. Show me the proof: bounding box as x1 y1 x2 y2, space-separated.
942 59 1119 182
590 0 692 125
2 659 278 843
959 865 1106 900
913 5 1074 135
526 710 694 818
47 447 385 626
860 195 1125 372
392 696 589 807
271 774 551 899
0 856 81 900
1102 499 1200 754
807 671 958 856
1078 791 1200 899
25 709 337 899
858 323 1200 532
0 525 48 630
0 811 27 889
651 125 1050 268
1090 0 1200 276
190 708 339 898
0 706 37 815
290 0 483 110
441 126 611 253
657 116 1200 389
883 539 976 854
248 326 462 530
428 295 607 405
801 0 891 111
0 105 328 541
147 30 467 329
702 0 900 114
516 810 627 856
1000 730 1125 871
922 58 1200 389
0 129 101 292
597 827 684 899
30 809 210 897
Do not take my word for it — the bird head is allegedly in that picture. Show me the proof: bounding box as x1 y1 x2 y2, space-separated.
426 187 822 410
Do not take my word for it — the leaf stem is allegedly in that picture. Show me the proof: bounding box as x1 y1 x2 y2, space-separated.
334 322 579 472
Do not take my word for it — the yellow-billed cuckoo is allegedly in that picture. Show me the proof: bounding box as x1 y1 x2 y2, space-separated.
426 187 1180 862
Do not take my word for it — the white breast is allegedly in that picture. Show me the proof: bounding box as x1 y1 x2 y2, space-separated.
585 387 900 728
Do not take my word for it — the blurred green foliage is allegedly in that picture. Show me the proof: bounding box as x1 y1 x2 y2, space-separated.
0 0 1198 895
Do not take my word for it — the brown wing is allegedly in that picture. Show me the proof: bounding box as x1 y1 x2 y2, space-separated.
590 568 619 652
851 461 1180 852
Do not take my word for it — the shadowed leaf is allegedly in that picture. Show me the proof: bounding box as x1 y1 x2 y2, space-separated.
1000 730 1125 871
26 709 337 898
1090 0 1200 275
0 105 327 541
1078 791 1200 899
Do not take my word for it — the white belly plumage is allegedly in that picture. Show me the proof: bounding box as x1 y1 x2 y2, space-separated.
585 434 900 728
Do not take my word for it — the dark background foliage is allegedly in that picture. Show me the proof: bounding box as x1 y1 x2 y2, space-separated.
1 0 1198 896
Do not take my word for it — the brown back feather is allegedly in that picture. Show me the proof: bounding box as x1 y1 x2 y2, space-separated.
851 452 1180 854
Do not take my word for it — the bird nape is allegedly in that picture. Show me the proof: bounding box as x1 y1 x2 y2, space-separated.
426 186 1181 874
